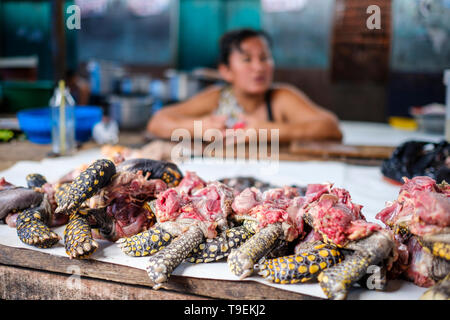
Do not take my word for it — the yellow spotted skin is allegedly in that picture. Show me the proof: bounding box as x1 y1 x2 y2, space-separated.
392 221 449 261
117 225 175 257
25 173 47 189
318 231 394 300
16 208 60 248
162 167 182 187
186 225 255 263
56 159 116 214
242 219 258 234
64 212 98 259
419 240 450 262
258 244 342 284
54 183 71 207
227 223 283 279
117 159 183 187
318 251 370 300
147 225 204 289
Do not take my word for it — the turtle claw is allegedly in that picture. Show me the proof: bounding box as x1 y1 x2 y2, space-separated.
318 231 394 300
239 269 253 280
227 223 283 279
83 242 93 252
146 225 204 288
16 208 60 248
64 213 98 259
68 239 98 259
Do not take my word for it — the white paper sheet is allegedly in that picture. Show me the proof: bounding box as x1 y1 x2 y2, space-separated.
0 150 428 299
340 121 444 146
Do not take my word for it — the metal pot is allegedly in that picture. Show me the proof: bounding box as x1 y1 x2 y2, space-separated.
108 94 153 130
414 113 445 134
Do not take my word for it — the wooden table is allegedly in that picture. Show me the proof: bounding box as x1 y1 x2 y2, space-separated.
0 132 314 300
0 244 320 300
0 131 392 172
0 131 394 300
0 131 147 172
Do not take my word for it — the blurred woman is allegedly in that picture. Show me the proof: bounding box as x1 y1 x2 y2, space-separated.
147 28 342 143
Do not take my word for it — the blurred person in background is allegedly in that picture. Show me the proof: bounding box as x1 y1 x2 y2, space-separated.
147 28 342 143
65 69 91 106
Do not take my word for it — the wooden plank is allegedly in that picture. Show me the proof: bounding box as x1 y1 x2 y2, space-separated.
0 264 206 300
0 244 319 300
51 0 66 81
0 139 383 173
289 141 394 159
0 132 148 172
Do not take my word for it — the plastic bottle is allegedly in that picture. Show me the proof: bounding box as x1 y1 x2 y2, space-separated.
445 69 450 142
87 60 101 95
50 80 76 156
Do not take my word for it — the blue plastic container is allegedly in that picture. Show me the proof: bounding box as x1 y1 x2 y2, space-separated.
17 106 103 144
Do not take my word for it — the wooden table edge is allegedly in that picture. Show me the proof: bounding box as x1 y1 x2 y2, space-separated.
0 244 319 300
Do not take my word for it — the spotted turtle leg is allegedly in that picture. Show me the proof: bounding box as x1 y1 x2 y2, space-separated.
146 225 204 289
117 159 183 187
258 243 342 284
227 222 283 279
26 173 48 189
16 196 60 248
117 224 175 257
318 231 394 300
64 211 98 259
318 250 371 299
186 225 255 263
418 232 450 261
55 159 116 214
54 183 70 207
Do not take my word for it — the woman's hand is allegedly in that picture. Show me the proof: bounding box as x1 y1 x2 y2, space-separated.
198 114 228 133
193 114 228 142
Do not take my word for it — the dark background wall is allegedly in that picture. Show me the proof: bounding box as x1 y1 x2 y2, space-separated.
0 0 78 80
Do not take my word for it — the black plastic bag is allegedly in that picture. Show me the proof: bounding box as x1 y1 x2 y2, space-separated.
381 140 449 183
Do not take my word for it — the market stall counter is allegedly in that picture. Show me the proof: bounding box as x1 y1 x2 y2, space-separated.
0 121 445 300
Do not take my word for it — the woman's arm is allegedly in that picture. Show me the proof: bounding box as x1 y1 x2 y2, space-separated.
235 119 342 143
251 85 343 142
147 85 225 139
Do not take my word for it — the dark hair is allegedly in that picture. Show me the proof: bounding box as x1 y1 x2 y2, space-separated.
218 28 272 66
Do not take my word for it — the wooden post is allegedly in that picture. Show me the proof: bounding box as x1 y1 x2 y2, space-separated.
51 0 66 81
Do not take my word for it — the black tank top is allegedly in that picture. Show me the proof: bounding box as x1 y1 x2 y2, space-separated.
265 89 274 122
